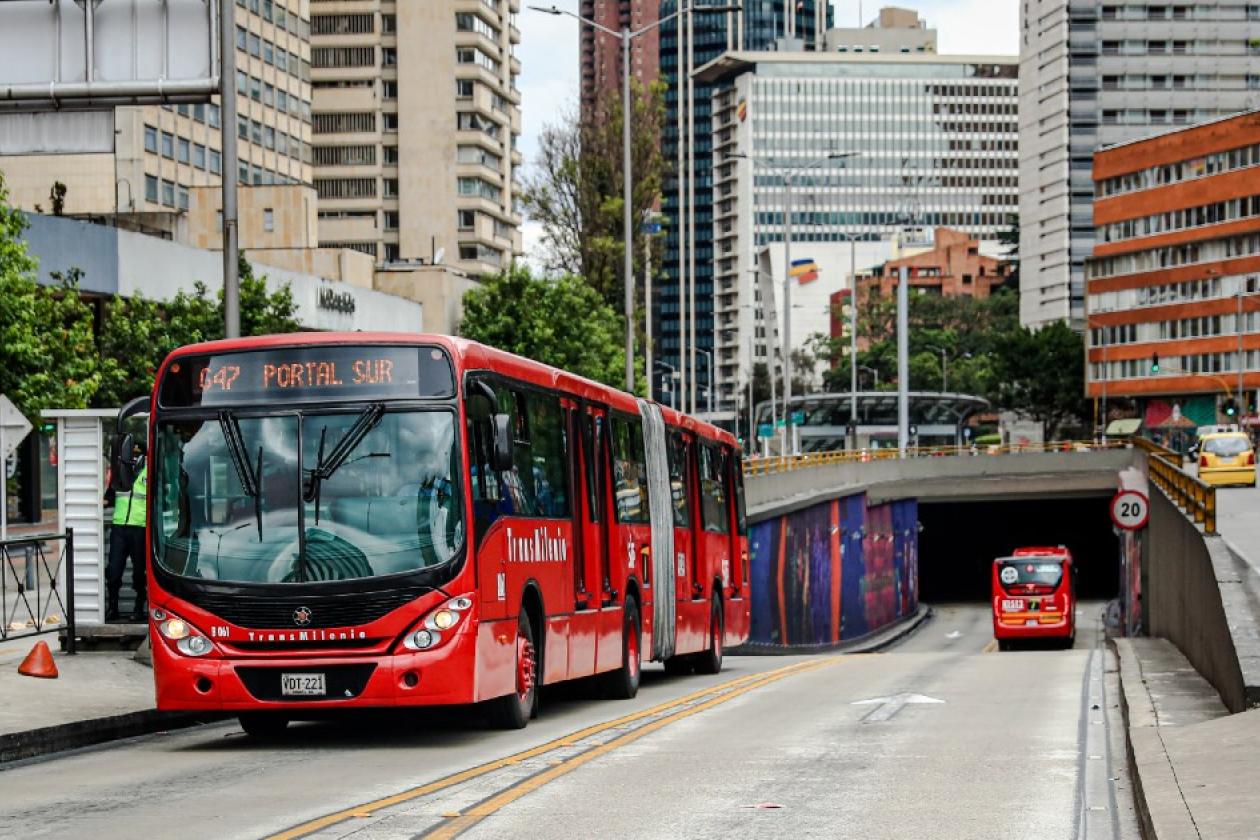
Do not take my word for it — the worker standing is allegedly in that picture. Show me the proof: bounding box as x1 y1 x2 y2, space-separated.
106 441 147 622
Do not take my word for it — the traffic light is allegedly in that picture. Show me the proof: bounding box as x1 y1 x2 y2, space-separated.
1224 398 1237 417
1151 353 1160 374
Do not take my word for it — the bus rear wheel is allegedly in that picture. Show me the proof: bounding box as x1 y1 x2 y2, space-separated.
602 599 641 700
487 611 537 730
238 712 289 738
694 597 724 675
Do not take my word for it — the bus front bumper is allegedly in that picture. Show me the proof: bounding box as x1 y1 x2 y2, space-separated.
993 612 1071 640
151 624 480 712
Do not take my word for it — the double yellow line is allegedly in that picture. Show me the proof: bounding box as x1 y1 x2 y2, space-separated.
268 659 832 840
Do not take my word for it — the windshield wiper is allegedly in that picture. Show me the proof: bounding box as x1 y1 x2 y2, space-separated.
217 411 264 541
303 403 387 517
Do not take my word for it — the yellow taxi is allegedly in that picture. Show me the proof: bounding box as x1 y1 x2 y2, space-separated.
1197 431 1257 487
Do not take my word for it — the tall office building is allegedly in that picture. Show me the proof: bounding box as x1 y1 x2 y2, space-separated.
580 1 660 116
0 0 313 243
310 0 523 275
656 0 829 416
1019 0 1260 330
703 50 1019 412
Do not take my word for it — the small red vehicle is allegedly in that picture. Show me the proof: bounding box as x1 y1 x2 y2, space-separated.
991 546 1076 650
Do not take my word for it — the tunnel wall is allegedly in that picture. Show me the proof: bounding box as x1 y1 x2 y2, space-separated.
745 493 918 650
1145 489 1250 712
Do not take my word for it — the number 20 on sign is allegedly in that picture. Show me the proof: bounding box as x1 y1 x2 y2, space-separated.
1110 489 1150 531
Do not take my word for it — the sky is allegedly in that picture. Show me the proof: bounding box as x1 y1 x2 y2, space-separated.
514 0 1020 262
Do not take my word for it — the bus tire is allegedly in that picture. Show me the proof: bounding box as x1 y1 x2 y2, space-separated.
693 597 724 675
238 712 288 738
602 599 642 700
487 611 537 730
997 639 1012 652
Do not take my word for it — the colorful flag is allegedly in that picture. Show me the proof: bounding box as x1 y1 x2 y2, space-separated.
737 99 748 122
790 258 820 284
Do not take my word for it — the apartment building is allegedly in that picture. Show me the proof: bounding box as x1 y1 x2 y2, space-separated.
704 50 1019 412
1019 0 1260 331
823 5 938 53
1086 109 1260 427
580 1 660 116
0 0 313 245
309 0 522 275
860 228 1011 300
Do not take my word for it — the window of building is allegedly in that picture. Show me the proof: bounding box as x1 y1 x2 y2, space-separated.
382 13 396 33
209 148 222 174
144 125 158 153
177 137 190 164
247 32 261 58
456 79 473 98
383 47 397 66
161 131 174 158
383 113 399 131
312 112 376 134
145 175 158 202
176 185 189 211
458 209 475 230
263 208 274 232
311 46 376 68
384 178 399 197
383 211 399 230
384 145 399 164
161 179 175 206
192 143 206 169
384 80 399 99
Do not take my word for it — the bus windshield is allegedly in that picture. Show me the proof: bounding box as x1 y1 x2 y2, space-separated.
997 558 1063 589
153 409 464 584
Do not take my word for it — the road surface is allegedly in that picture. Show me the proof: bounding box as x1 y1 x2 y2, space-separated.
0 602 1138 840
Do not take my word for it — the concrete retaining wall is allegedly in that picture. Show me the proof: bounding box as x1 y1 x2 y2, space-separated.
1146 489 1253 712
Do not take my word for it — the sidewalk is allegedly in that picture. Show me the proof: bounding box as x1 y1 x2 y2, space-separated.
0 635 209 763
1115 637 1260 839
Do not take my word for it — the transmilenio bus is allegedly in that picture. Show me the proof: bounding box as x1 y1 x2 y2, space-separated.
121 334 750 735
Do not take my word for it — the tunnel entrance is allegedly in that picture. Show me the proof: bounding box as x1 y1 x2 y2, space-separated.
918 496 1121 603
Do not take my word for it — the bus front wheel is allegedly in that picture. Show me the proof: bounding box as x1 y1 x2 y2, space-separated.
693 597 724 675
487 611 537 730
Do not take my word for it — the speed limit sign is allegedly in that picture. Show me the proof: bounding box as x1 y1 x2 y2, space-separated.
1110 489 1150 531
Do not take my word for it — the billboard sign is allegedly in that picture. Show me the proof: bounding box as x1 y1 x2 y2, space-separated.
0 0 218 111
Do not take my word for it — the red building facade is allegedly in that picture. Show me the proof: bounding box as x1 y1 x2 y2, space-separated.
580 1 661 116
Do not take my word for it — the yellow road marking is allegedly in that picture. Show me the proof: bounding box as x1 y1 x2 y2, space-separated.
424 659 836 840
982 640 998 654
267 660 824 840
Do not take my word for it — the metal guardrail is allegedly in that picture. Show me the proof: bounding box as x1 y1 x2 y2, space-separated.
1 530 76 654
1134 438 1217 534
743 439 1130 477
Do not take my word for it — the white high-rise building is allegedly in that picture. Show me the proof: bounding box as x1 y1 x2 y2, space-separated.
1019 0 1260 330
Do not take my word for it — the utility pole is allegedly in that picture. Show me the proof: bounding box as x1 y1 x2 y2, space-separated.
621 26 634 392
897 262 909 455
849 236 858 449
220 0 239 338
645 227 653 400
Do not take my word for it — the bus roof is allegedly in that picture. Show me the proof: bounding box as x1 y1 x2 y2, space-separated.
160 331 738 448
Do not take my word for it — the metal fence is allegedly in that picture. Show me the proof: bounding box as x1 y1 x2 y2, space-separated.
743 439 1131 477
1 530 75 653
1134 438 1217 535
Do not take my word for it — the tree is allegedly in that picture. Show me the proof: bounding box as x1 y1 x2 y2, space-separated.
95 255 301 407
459 266 633 388
519 82 666 311
995 320 1090 439
0 178 102 418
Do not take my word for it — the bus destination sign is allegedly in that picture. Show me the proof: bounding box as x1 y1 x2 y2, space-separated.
160 345 455 407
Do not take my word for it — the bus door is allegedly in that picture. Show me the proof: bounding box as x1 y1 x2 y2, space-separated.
565 404 604 679
601 412 649 671
723 445 750 643
666 431 700 654
692 441 731 644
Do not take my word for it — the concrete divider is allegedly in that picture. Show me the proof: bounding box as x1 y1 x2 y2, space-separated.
1145 489 1256 712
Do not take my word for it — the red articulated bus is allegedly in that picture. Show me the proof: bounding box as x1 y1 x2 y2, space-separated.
126 333 750 736
991 546 1076 651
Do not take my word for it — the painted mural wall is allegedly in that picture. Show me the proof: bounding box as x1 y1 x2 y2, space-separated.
747 492 919 649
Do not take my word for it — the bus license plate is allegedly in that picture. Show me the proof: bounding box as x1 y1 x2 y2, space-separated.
281 673 326 696
1001 599 1025 612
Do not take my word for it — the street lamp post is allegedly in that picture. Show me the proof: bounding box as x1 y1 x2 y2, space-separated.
655 360 680 409
859 364 880 388
697 347 715 417
530 3 740 395
725 150 859 454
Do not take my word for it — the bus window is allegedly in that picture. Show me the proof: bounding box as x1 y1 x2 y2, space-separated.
730 452 748 537
582 413 602 523
666 432 690 528
699 444 729 534
610 414 650 524
525 393 570 518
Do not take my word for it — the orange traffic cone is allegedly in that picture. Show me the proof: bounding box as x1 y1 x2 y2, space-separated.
17 640 58 679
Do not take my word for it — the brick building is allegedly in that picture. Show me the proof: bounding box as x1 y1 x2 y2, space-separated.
579 0 659 116
1086 110 1260 429
857 227 1010 300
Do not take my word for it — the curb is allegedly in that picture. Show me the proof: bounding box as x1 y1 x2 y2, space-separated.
0 709 220 765
1111 638 1197 840
730 604 932 656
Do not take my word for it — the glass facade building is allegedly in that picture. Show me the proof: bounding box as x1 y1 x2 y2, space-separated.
657 0 828 415
705 53 1019 411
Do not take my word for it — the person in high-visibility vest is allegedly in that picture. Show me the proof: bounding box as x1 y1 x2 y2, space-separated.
106 441 147 622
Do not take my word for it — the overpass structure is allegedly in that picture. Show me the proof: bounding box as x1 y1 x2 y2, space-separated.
740 440 1260 713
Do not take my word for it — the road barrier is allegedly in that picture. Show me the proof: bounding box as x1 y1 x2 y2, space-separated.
1135 438 1217 535
743 439 1130 476
1 530 76 653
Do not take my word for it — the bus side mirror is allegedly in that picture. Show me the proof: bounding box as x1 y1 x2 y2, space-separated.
110 433 137 491
492 414 514 472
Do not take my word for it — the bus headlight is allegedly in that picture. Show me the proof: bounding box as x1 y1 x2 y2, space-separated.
404 629 441 651
177 635 214 657
428 609 458 631
155 611 215 657
159 618 191 640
